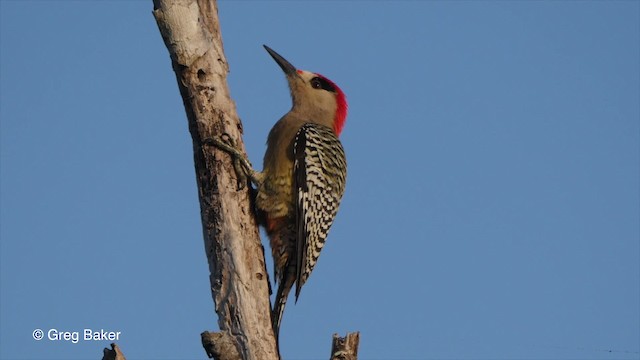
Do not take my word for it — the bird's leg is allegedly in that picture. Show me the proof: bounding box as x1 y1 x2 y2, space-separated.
203 134 263 189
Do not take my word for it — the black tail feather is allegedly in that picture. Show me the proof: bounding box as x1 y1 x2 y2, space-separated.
271 272 295 357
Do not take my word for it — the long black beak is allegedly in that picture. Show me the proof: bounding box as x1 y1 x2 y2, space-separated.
263 45 297 76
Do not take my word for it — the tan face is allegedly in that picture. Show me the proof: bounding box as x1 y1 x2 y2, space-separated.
288 70 339 123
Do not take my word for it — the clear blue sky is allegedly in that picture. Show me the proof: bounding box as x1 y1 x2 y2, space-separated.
1 1 638 359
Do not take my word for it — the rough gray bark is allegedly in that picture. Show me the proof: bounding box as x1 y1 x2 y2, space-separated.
152 1 277 359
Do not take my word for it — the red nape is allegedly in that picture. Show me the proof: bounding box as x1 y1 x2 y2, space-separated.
317 74 348 136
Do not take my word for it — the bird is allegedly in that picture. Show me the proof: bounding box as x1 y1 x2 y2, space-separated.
208 45 348 348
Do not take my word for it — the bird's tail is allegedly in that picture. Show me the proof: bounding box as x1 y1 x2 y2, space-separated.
271 268 295 352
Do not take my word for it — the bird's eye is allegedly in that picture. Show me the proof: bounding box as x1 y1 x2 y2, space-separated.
311 78 322 89
310 76 337 92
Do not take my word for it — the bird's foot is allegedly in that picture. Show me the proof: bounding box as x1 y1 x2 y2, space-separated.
203 134 261 190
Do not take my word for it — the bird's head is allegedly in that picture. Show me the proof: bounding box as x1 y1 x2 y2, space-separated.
264 45 348 136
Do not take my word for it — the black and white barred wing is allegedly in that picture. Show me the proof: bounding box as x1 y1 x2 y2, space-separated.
293 123 347 299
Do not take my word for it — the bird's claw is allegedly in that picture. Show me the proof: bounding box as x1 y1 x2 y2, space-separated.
203 134 252 190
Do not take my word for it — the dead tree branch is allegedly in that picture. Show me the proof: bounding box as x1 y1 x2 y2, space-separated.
102 343 126 360
330 332 360 360
152 0 276 359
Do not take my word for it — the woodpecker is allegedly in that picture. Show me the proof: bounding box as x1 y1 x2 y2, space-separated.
260 45 347 342
209 45 347 346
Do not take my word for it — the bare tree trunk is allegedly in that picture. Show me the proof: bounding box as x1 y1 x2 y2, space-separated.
152 1 277 359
